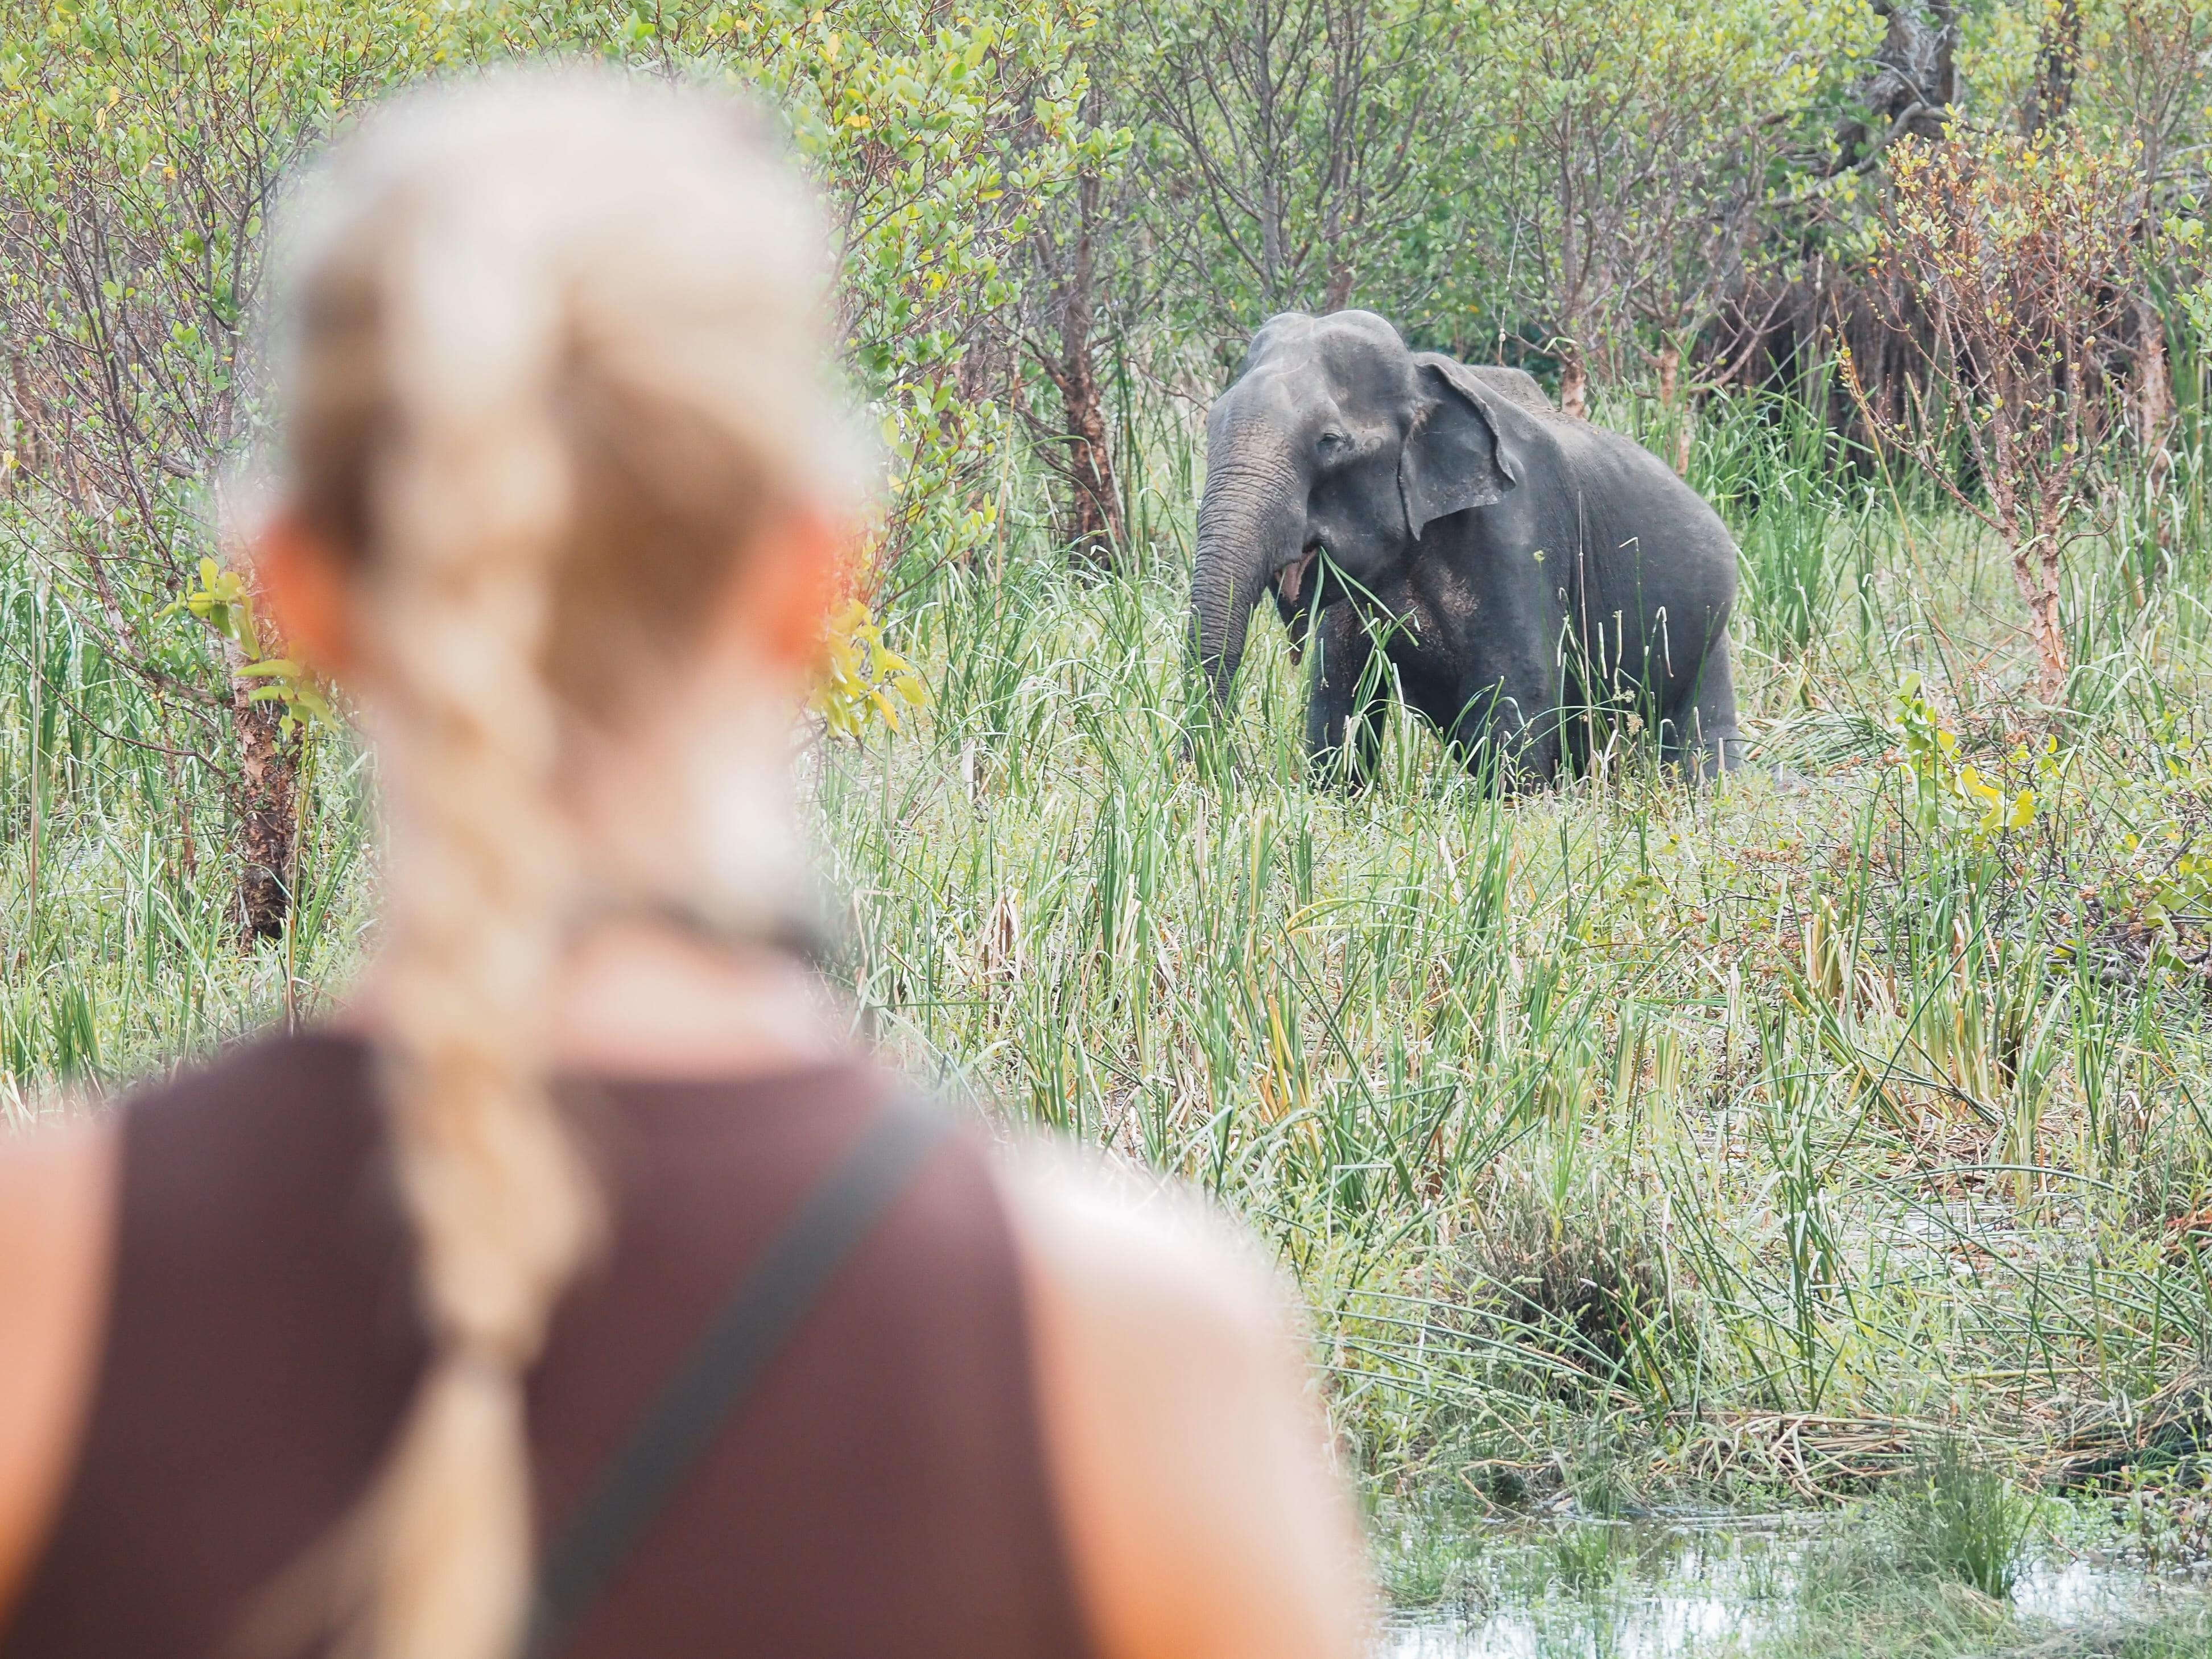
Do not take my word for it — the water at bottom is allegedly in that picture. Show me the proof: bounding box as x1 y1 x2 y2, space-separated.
1380 1514 2209 1658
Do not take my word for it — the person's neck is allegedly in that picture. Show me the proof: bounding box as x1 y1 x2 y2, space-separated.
551 920 843 1077
342 919 843 1080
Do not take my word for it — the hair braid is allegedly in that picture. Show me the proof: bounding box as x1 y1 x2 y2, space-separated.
259 68 858 1659
339 197 599 1659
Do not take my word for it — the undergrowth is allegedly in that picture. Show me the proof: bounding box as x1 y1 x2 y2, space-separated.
15 385 2212 1593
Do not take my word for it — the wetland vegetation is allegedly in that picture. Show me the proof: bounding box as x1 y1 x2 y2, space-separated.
819 383 2212 1651
15 1 2212 1651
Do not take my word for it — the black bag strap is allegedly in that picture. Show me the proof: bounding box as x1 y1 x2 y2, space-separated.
521 1101 950 1659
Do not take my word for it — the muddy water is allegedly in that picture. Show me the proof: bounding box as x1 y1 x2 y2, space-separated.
1380 1514 2204 1657
1383 1517 1792 1658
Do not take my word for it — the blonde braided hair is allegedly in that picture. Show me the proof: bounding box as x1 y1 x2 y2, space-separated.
266 69 851 1659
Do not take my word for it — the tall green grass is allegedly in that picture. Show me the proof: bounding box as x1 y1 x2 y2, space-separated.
11 378 2212 1538
819 382 2212 1505
0 559 371 1120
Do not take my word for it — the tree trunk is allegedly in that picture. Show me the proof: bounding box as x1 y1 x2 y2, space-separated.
2021 0 2082 138
1 355 14 498
1558 339 1589 420
1323 259 1353 312
2009 537 2069 707
4 352 40 491
1657 338 1690 473
956 324 1011 408
1052 165 1122 567
230 681 298 944
2134 295 2171 485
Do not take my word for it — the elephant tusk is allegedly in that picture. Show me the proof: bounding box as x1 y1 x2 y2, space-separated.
1278 548 1317 605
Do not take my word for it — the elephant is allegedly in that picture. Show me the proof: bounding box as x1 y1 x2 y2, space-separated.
1190 309 1747 789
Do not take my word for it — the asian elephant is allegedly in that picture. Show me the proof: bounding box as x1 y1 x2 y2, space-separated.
1190 309 1746 789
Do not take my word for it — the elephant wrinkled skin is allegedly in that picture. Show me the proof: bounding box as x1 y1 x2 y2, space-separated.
1190 310 1746 789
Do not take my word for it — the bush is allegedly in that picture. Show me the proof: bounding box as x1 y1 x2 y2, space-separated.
1453 1161 1693 1399
0 0 1108 940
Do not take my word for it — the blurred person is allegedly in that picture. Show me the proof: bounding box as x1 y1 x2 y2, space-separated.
0 71 1369 1659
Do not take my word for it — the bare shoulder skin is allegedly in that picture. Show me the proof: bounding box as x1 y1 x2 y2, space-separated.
0 1116 118 1625
1003 1149 1372 1659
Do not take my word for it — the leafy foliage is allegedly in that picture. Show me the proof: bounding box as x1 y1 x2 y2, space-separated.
27 9 2212 1635
1464 0 1864 394
1851 129 2148 704
687 0 1117 575
0 0 1111 892
162 558 333 739
812 596 928 737
1892 672 2040 841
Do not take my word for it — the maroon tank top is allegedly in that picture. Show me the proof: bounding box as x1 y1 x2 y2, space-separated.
0 1033 1096 1659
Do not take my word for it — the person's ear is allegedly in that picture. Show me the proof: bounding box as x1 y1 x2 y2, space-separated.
745 502 850 672
250 510 357 681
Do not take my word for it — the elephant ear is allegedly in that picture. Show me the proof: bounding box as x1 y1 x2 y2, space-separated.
1400 354 1522 539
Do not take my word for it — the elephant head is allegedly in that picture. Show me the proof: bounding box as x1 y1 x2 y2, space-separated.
1191 309 1522 704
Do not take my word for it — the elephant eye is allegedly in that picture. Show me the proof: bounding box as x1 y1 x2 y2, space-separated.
1317 429 1350 456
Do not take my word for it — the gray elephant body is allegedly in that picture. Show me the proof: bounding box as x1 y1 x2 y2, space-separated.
1192 311 1744 787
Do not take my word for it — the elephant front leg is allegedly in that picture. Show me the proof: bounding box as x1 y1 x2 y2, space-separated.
1446 675 1559 794
1306 601 1388 788
1661 637 1748 782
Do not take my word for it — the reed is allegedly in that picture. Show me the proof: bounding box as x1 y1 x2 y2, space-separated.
13 377 2212 1558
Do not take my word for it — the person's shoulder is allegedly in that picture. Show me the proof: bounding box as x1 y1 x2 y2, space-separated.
0 1107 115 1224
0 1110 116 1331
0 1030 365 1223
996 1145 1293 1361
0 1108 118 1625
994 1143 1371 1659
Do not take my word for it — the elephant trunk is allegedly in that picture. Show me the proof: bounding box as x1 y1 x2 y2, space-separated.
1190 455 1305 705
